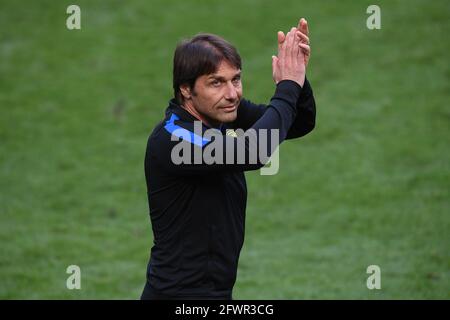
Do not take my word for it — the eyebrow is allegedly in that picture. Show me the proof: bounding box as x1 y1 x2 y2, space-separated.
207 71 241 81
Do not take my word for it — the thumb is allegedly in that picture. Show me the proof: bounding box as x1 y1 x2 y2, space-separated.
277 31 285 54
271 55 278 71
271 55 280 84
277 31 285 45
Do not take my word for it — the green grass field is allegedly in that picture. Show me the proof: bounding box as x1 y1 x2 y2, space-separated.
0 0 449 299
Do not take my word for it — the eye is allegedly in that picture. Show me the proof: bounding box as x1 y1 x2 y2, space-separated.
211 80 221 87
232 77 241 86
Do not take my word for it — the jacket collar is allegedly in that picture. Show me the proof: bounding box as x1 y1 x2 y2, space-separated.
165 99 225 131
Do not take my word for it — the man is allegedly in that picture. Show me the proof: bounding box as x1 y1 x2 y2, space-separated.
142 18 315 299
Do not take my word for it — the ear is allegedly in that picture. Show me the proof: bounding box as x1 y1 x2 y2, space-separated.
180 85 192 100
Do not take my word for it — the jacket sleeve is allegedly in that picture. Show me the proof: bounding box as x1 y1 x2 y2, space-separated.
285 78 316 139
233 78 316 139
151 80 301 175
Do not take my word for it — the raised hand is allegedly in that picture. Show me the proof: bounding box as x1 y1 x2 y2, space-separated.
272 27 306 87
272 18 311 85
296 18 310 67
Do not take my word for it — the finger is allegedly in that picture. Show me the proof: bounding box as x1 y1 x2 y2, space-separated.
277 31 285 45
292 29 301 58
298 43 310 53
298 43 310 62
285 28 296 65
301 19 309 37
280 32 288 65
296 18 303 31
277 31 285 56
289 27 300 67
282 28 293 64
300 18 309 37
287 27 297 46
296 31 309 44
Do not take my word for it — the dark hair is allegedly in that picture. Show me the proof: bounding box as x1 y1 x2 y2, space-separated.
173 33 242 104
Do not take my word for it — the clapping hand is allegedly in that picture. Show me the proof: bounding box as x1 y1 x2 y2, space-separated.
272 18 311 85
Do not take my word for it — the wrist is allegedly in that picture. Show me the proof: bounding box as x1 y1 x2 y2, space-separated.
280 77 304 88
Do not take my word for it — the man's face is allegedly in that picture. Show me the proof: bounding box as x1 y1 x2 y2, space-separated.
183 60 242 127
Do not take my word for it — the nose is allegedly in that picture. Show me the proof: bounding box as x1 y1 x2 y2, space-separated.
224 82 238 101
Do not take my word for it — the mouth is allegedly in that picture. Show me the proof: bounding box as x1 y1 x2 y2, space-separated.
219 104 237 112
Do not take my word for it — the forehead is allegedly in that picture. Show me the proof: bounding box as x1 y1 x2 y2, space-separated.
206 60 241 79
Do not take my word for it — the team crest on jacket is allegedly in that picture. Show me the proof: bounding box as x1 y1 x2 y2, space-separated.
226 129 238 137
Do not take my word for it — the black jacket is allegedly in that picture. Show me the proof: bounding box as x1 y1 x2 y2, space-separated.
143 79 316 298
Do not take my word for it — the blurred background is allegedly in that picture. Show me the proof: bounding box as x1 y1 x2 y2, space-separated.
0 0 448 299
